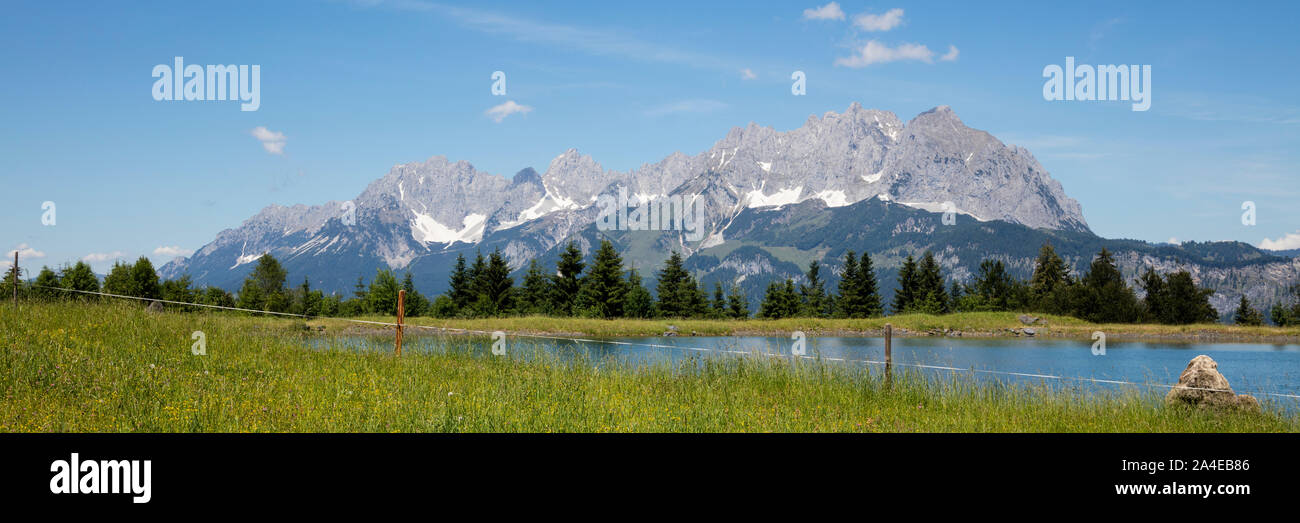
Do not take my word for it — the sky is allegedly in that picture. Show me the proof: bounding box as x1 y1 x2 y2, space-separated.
3 0 1299 275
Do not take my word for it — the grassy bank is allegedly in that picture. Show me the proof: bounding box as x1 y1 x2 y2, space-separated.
2 301 1295 432
334 312 1300 342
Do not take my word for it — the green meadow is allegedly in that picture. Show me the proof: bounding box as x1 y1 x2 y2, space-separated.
2 301 1295 432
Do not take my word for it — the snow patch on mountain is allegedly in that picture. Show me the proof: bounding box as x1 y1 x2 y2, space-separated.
815 190 850 208
411 211 487 245
745 185 803 208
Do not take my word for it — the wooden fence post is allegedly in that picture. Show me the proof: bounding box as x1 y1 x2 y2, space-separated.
884 323 892 389
11 251 17 305
395 290 405 356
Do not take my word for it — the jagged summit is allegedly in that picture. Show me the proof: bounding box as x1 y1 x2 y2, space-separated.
162 103 1092 291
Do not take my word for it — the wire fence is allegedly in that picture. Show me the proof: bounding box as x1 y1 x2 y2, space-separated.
19 283 1300 401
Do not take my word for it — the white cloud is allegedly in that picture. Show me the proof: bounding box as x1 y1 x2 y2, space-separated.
1260 230 1300 251
4 243 46 268
853 8 904 31
82 251 126 263
834 40 934 68
1166 237 1181 245
802 3 846 21
485 100 533 123
644 99 728 117
250 126 287 155
153 245 195 258
940 45 960 62
740 68 757 80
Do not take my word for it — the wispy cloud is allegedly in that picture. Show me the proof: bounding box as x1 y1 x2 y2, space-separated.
644 99 728 117
1163 92 1300 125
740 68 757 80
834 40 934 67
853 8 904 32
153 245 195 258
359 1 736 72
485 100 533 122
83 251 126 263
802 2 845 21
250 126 287 155
1260 230 1300 251
939 45 959 62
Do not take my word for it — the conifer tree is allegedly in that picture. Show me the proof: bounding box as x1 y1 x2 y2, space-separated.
891 255 918 314
575 240 628 318
623 268 654 318
799 260 827 317
711 282 727 319
551 242 585 316
448 253 472 310
855 252 882 317
726 283 750 319
517 259 553 314
1234 295 1263 326
837 251 860 317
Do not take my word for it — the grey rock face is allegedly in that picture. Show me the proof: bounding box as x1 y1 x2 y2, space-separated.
164 103 1093 294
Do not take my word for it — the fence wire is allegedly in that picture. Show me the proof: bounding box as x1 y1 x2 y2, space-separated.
19 284 1300 401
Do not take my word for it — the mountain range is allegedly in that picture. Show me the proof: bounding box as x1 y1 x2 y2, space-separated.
159 103 1299 316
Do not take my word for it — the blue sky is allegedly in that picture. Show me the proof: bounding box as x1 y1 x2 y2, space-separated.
3 0 1299 274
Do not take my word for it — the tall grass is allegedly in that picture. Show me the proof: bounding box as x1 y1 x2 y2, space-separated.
1 301 1294 432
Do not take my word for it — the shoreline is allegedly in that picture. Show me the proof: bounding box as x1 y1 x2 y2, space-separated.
312 314 1300 345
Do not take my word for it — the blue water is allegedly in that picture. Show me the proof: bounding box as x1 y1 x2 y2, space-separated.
315 334 1300 409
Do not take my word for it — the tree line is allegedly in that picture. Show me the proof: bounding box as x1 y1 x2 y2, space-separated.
755 244 1254 326
8 241 1298 326
432 240 749 319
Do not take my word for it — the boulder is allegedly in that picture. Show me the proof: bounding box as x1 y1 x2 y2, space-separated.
146 300 164 313
1164 355 1259 411
1017 314 1041 325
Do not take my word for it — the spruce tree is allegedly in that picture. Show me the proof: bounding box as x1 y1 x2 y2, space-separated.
447 254 472 310
781 279 800 317
1030 243 1069 301
1137 267 1166 323
892 255 918 314
1162 271 1218 324
1076 248 1140 323
711 282 727 319
914 251 949 314
759 281 786 319
655 251 695 317
551 242 585 316
474 249 515 316
623 268 654 318
574 240 628 318
518 259 553 314
972 259 1012 311
837 251 860 317
799 260 827 317
855 252 882 317
726 283 750 319
1234 295 1263 326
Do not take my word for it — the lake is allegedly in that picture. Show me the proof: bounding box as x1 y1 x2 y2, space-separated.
315 333 1300 408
